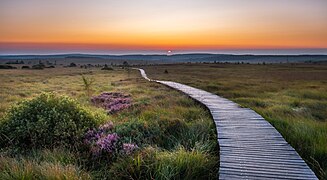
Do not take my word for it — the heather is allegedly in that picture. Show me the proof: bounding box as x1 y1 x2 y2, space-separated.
83 121 138 158
91 92 132 114
0 67 218 179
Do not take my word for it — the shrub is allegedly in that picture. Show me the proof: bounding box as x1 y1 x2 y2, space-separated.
0 93 99 150
69 62 77 67
21 66 30 69
31 64 45 69
101 64 114 70
91 92 132 114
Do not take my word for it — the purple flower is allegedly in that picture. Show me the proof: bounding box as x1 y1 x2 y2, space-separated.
91 92 132 114
96 133 120 153
123 143 138 155
84 121 138 158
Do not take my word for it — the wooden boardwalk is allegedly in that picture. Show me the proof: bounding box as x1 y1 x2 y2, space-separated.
137 69 317 180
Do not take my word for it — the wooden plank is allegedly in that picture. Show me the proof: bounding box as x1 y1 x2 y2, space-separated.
136 69 318 180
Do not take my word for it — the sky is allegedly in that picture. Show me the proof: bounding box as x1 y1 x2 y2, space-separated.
1 0 327 55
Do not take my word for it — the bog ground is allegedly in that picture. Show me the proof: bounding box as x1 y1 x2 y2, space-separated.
143 63 327 179
0 67 218 179
0 63 326 179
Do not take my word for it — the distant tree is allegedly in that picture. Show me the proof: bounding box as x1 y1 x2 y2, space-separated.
102 64 113 70
123 61 129 67
69 62 77 67
22 66 30 69
32 64 45 69
164 69 169 74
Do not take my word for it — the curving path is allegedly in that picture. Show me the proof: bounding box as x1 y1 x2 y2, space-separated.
136 68 317 180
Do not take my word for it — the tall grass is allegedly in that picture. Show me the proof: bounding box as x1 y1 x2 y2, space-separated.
144 63 327 179
0 149 91 180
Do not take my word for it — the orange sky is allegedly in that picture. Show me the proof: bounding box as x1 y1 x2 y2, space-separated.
1 0 327 54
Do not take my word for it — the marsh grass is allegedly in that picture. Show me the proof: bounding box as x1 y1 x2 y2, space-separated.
0 154 90 180
144 63 327 179
0 67 218 179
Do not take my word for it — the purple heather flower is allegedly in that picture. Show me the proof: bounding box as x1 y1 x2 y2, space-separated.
91 92 132 114
123 143 138 155
96 133 120 153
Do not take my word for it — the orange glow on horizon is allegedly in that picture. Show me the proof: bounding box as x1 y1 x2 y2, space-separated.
1 0 327 53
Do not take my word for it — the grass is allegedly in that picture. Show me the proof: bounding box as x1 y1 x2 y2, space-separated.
0 67 218 179
143 63 327 179
0 149 90 180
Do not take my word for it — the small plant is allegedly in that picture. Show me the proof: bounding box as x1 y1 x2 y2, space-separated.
82 75 94 97
164 69 168 74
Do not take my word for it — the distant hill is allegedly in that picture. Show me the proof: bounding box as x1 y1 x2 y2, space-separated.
0 53 326 65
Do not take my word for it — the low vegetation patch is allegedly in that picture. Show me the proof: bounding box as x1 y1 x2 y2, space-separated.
109 147 217 180
91 92 132 114
0 68 218 179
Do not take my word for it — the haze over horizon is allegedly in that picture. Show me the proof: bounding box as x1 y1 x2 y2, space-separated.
1 0 327 55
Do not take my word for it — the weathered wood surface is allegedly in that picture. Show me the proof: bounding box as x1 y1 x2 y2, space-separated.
137 69 317 180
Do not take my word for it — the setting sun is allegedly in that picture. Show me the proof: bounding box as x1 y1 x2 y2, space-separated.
1 0 327 54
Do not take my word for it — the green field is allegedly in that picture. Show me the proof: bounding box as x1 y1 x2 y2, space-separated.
144 63 327 179
0 67 218 179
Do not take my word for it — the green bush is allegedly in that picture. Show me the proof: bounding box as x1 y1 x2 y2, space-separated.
0 93 99 149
